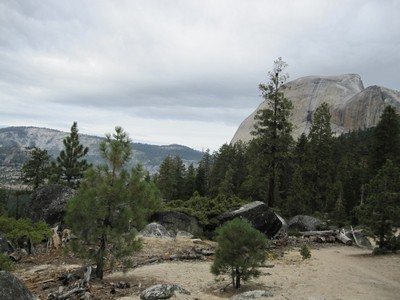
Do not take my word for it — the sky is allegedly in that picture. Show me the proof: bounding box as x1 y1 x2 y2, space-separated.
1 0 399 152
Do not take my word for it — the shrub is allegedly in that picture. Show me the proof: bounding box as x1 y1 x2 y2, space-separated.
0 253 13 271
300 244 311 260
0 216 50 244
211 218 267 289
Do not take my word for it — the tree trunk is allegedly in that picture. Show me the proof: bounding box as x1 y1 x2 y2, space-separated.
235 267 241 289
96 234 106 279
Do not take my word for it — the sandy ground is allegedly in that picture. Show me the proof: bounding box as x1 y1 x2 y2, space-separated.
109 244 400 300
13 237 400 300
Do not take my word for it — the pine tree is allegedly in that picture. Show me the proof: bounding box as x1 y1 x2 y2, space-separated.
52 122 90 188
21 147 51 190
65 127 157 279
356 159 400 249
370 105 400 175
211 219 267 289
251 57 293 207
307 102 335 213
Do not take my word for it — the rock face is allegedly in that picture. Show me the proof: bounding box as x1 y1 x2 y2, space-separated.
28 184 76 226
150 211 202 237
231 74 400 144
0 271 35 300
140 283 190 300
138 223 175 239
217 201 285 238
288 215 327 232
0 232 13 254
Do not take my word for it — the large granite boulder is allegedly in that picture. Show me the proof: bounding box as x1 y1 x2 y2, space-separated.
288 215 327 232
140 283 190 300
231 74 400 144
28 184 76 226
150 211 202 237
217 201 285 238
0 271 35 300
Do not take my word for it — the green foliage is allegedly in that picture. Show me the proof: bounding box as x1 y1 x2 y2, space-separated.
99 126 132 179
0 216 50 244
51 122 90 188
211 219 268 289
0 253 14 271
0 189 7 216
370 105 400 174
300 244 311 260
21 147 51 189
65 127 160 279
356 159 400 249
162 193 247 232
251 57 294 207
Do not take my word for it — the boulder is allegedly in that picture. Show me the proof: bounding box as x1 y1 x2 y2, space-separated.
0 271 35 300
288 215 327 232
150 211 202 237
138 223 175 239
140 283 190 300
0 232 13 254
217 201 285 238
230 290 273 300
28 184 76 226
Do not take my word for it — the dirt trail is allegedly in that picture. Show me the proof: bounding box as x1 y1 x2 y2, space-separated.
110 245 400 300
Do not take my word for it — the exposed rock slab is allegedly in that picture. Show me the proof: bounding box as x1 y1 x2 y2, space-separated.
230 290 273 299
140 283 190 300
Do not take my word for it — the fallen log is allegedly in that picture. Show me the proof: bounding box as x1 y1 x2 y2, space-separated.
336 230 353 245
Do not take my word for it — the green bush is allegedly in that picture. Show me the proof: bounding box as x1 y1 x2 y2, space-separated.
300 244 311 260
0 216 51 244
211 219 268 289
0 253 13 271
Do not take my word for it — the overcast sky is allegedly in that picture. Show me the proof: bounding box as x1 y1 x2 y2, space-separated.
1 0 399 151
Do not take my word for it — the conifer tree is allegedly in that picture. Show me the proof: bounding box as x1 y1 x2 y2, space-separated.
52 122 90 188
66 127 157 279
211 219 267 289
356 159 400 249
21 147 51 190
370 105 400 175
307 102 335 212
251 57 293 207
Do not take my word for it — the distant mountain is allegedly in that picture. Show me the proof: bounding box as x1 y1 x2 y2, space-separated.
0 126 203 181
231 74 400 144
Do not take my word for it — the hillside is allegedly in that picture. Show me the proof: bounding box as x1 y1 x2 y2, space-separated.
0 126 203 186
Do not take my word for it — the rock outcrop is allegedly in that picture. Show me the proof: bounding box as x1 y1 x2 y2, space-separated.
140 283 190 300
288 215 327 232
217 201 285 238
0 271 35 300
231 74 400 144
150 211 202 237
28 184 76 226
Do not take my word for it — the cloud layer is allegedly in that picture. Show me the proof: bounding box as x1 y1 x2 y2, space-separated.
1 0 399 151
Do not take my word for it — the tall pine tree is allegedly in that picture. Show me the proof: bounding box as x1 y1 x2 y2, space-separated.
52 122 90 188
251 57 293 207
